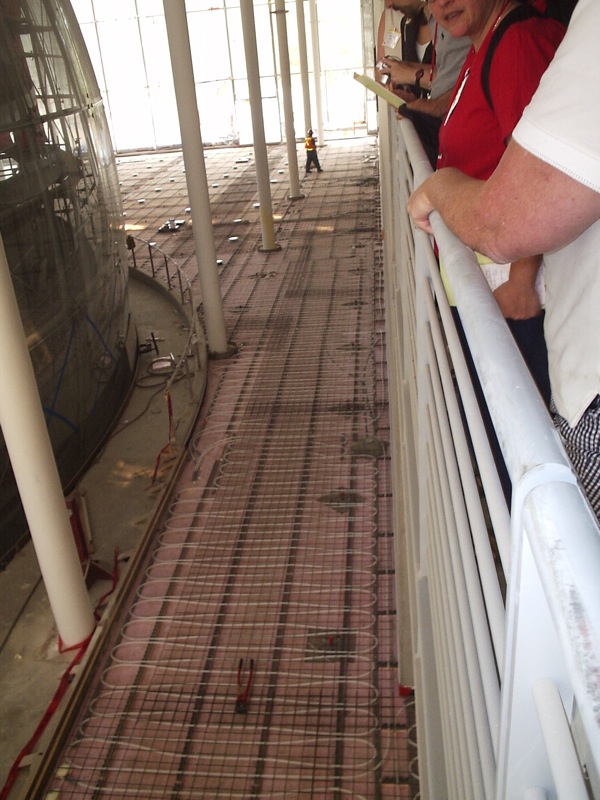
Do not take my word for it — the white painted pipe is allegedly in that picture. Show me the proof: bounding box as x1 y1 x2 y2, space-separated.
163 0 229 354
295 0 312 134
533 679 589 800
274 0 303 199
0 234 94 648
308 0 325 146
240 0 280 252
523 789 547 800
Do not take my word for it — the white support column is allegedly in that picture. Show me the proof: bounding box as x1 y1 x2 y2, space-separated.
0 234 95 649
240 0 281 252
163 0 229 355
308 0 325 146
274 0 303 200
295 0 312 135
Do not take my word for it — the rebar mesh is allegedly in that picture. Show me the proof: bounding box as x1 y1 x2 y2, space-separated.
41 139 418 798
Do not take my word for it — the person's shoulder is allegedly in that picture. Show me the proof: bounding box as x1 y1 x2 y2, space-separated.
493 8 565 60
499 7 566 45
522 10 565 37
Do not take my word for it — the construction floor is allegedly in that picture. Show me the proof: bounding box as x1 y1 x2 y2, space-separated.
0 137 418 798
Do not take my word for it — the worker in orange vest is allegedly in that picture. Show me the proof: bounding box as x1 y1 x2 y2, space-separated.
304 129 323 174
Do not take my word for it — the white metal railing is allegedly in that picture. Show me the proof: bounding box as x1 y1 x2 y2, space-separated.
126 234 207 405
379 106 600 799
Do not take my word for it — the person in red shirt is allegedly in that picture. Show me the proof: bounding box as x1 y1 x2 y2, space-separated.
437 1 564 179
433 0 565 405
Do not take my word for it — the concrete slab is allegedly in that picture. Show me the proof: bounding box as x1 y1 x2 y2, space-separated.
0 268 207 791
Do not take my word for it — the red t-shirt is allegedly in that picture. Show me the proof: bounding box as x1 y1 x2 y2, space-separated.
437 12 564 179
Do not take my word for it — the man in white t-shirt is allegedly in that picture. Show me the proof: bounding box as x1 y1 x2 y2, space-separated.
407 0 600 520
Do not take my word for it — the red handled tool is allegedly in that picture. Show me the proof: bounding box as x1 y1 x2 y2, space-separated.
236 658 254 714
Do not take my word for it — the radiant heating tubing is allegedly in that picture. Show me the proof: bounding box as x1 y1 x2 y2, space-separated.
37 140 418 799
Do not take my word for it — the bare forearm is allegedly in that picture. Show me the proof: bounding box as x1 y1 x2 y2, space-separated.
409 141 600 262
407 168 493 249
383 59 433 89
507 255 542 291
493 255 542 320
404 89 452 118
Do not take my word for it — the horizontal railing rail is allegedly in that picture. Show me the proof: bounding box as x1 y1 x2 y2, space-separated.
126 234 193 308
126 233 207 405
380 106 600 799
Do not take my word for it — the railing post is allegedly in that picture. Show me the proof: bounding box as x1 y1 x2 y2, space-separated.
163 253 171 289
533 679 589 799
148 242 156 278
177 265 185 304
496 465 591 799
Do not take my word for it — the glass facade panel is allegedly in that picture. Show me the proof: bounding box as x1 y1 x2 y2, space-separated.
318 0 363 70
87 0 137 22
186 0 224 11
261 95 284 144
187 9 231 83
254 3 277 77
0 0 136 565
96 17 155 150
226 5 249 80
70 0 94 24
139 13 172 90
134 0 165 16
73 0 367 151
96 19 148 92
148 82 182 148
197 80 238 145
324 68 364 128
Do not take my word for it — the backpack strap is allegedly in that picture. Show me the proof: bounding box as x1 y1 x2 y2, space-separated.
481 3 541 109
401 11 434 66
544 0 579 27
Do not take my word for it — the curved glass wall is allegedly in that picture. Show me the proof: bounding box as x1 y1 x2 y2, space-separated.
0 0 136 567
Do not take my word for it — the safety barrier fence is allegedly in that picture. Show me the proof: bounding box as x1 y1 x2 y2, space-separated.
127 234 192 308
126 234 207 404
379 107 600 799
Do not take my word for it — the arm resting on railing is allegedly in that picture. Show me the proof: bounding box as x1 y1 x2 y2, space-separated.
407 139 600 263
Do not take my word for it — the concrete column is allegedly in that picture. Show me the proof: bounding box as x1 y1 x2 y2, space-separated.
274 0 303 200
0 234 95 649
308 0 325 146
240 0 280 252
163 0 229 354
295 0 312 134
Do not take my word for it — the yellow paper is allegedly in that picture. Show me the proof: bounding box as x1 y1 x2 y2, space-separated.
353 72 406 110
